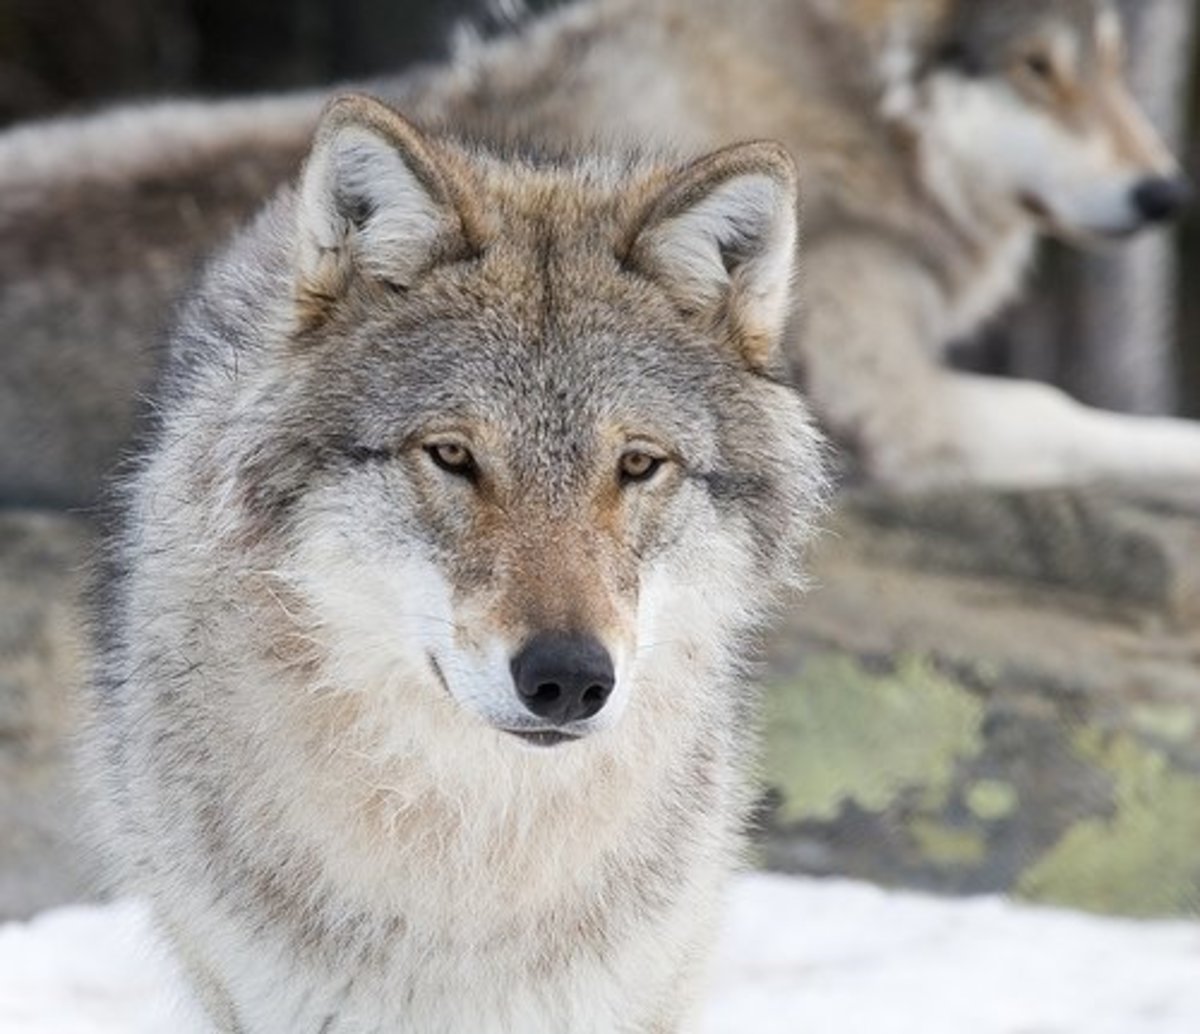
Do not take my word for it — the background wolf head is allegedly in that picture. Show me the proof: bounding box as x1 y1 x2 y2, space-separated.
911 0 1187 238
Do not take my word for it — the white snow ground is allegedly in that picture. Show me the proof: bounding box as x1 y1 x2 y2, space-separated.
1 874 1197 1034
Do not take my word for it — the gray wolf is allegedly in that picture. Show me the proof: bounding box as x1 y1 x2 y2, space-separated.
85 93 826 1032
2 0 1198 507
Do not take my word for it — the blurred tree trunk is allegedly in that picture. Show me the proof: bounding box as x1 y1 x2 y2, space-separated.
329 0 479 77
1066 0 1196 414
0 0 489 126
1180 19 1200 417
1010 0 1196 415
0 0 195 125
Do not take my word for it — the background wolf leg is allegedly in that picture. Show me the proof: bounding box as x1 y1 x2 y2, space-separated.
798 239 1200 487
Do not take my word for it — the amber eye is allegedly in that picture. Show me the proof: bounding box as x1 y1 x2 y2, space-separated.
618 450 665 485
425 441 477 480
1023 52 1054 80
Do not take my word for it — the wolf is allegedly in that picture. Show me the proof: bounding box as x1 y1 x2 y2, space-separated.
2 0 1198 507
85 93 826 1032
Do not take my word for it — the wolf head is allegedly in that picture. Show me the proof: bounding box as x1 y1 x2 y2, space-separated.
166 95 823 753
901 0 1189 239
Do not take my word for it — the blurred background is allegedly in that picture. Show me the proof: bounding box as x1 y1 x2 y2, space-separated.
0 1 1198 1030
0 0 1198 415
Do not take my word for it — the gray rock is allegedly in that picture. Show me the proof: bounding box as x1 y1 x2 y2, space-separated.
0 511 98 919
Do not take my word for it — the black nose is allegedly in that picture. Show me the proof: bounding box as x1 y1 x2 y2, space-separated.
510 632 615 725
1133 175 1192 223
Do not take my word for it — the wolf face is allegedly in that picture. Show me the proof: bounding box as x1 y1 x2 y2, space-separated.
917 0 1188 239
164 96 822 756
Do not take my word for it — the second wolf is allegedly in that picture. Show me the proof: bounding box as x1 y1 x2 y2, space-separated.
86 94 825 1031
3 0 1199 505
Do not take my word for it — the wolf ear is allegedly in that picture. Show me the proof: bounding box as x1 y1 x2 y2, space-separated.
295 95 478 313
624 142 799 370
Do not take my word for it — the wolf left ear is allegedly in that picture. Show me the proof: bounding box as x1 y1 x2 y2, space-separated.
295 94 480 316
624 142 799 370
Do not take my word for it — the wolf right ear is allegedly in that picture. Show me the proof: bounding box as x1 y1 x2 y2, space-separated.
295 95 480 317
623 142 800 371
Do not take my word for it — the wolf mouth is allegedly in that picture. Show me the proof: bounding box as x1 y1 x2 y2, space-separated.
1018 191 1052 222
1018 192 1139 243
428 654 453 698
504 729 582 748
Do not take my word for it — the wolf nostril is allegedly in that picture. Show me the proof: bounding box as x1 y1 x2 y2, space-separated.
580 685 608 720
510 632 615 725
533 682 562 704
1133 175 1192 223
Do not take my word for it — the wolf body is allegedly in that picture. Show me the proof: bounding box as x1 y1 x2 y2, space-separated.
86 94 824 1032
4 0 1199 507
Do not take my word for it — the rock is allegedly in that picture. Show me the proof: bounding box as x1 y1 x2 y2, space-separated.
0 511 98 919
759 485 1200 919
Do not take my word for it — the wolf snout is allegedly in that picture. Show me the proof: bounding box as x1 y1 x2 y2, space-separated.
510 631 615 726
1132 175 1193 224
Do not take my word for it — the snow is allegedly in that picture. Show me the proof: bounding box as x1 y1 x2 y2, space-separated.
1 875 1197 1034
704 876 1200 1034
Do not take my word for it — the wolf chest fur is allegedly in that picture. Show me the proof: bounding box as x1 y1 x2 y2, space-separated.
87 94 826 1033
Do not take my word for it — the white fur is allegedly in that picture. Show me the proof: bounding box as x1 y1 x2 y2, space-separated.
941 373 1200 487
921 73 1172 239
298 124 447 287
647 173 797 345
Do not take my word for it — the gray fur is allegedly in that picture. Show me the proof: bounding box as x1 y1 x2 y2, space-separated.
86 99 826 1032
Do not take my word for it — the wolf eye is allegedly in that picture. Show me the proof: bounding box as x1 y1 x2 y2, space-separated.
1023 53 1054 80
937 41 981 76
425 441 477 479
618 450 665 485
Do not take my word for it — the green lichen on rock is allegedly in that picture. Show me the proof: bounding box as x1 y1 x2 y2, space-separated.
1130 704 1198 745
909 818 988 867
965 780 1019 822
1018 732 1200 918
764 654 984 824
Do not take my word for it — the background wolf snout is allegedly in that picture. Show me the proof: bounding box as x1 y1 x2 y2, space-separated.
510 632 615 725
1132 175 1193 225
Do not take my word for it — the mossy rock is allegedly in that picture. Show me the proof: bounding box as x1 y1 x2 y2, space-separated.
760 650 1200 919
1018 732 1200 917
764 655 983 824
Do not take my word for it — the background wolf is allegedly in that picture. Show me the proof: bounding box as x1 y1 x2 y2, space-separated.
3 0 1199 507
86 93 826 1031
